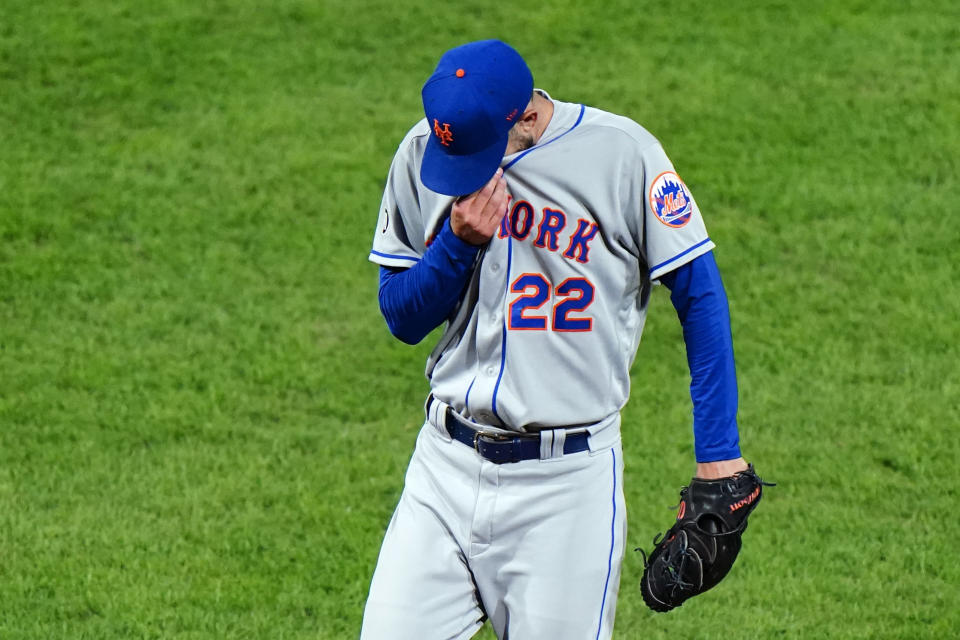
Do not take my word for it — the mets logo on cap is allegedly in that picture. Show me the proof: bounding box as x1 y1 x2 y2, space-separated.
649 171 694 228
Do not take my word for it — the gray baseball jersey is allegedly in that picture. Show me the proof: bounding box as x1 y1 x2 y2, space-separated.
369 92 714 431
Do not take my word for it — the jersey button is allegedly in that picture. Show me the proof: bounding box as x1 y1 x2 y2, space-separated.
486 366 496 377
490 263 500 273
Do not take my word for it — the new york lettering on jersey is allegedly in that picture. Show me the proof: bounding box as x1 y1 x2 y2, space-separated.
496 198 600 264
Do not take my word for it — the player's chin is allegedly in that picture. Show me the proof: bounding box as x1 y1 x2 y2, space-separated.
506 131 534 155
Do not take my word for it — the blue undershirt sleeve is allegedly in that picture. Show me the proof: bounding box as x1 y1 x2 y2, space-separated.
378 218 481 345
659 251 742 462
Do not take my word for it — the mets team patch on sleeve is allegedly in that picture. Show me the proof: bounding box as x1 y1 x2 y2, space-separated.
649 171 693 228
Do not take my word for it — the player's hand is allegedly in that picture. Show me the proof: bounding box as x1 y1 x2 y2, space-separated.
450 168 508 245
695 457 749 480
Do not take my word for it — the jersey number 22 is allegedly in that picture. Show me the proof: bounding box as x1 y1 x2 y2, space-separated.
509 273 594 332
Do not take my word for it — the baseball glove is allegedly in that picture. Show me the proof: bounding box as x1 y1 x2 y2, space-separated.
638 464 772 612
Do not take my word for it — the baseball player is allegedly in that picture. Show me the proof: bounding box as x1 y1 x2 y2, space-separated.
362 40 751 639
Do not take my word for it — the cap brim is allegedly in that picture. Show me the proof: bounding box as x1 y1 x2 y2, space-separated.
420 131 508 197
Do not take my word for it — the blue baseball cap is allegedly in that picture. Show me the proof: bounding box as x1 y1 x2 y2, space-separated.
420 40 534 196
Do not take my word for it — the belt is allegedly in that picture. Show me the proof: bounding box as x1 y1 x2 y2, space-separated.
428 396 591 464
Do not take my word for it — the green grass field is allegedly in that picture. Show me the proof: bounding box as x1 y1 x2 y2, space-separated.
1 1 957 638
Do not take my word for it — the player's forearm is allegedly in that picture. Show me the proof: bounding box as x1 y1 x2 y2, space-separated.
660 252 742 463
378 219 481 345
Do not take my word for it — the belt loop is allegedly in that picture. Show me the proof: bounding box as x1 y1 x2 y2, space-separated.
424 393 434 421
425 394 453 441
431 398 441 430
425 394 436 427
552 429 567 458
538 429 567 460
539 431 553 460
